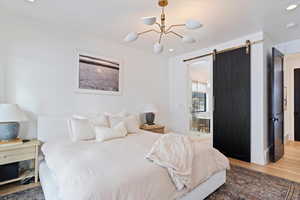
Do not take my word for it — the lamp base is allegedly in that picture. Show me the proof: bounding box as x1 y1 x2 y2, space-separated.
0 122 20 141
145 113 155 125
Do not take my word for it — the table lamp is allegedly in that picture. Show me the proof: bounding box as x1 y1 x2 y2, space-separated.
141 104 158 125
0 104 28 141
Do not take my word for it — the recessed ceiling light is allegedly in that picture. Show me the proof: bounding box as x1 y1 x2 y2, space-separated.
169 49 175 52
26 0 35 2
286 22 297 29
286 4 298 11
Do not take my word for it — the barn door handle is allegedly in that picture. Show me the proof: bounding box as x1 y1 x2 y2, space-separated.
271 117 279 122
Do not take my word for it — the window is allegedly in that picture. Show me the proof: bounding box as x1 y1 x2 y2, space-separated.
192 81 207 113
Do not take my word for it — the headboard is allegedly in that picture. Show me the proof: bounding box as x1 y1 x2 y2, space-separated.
37 115 71 143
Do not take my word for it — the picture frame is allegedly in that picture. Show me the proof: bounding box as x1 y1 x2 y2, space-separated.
75 50 123 95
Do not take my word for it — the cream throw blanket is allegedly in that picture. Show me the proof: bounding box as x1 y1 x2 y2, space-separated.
146 134 194 191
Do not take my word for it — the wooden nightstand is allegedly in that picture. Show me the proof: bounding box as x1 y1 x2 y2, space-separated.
0 139 40 195
140 124 165 134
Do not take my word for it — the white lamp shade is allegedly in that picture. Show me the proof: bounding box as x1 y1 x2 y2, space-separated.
141 104 158 113
182 35 196 43
142 16 157 25
153 42 164 54
124 32 139 42
185 20 203 30
0 104 28 122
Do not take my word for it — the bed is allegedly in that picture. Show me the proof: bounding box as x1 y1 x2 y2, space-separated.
37 116 229 200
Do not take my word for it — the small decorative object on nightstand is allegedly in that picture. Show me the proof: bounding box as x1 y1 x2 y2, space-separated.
140 124 165 134
141 104 158 125
0 104 28 141
0 139 40 195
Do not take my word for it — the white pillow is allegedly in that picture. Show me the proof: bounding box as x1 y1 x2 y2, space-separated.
114 122 128 136
95 122 127 142
105 111 128 126
71 114 109 127
123 115 140 133
89 114 109 127
108 114 140 133
67 117 95 142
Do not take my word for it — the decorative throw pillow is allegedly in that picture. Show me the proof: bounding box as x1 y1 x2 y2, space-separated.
105 111 128 127
108 115 124 128
123 115 140 133
89 114 109 127
108 114 140 133
113 122 128 136
67 117 95 142
95 122 128 142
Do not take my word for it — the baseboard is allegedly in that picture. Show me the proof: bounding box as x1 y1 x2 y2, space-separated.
284 134 289 144
264 147 270 165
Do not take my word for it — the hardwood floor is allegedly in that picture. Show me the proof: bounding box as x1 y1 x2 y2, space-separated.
230 141 300 183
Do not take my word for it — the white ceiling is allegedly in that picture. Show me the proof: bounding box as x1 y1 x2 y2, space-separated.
1 0 300 56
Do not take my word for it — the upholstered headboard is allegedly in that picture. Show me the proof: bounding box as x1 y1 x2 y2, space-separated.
37 115 71 143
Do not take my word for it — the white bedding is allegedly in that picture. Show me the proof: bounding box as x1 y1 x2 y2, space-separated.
42 132 229 200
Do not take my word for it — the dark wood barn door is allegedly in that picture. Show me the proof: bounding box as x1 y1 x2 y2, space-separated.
213 47 251 162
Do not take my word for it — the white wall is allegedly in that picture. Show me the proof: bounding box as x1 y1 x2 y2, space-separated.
276 39 300 55
284 53 300 141
0 39 6 103
1 17 170 139
262 33 274 162
0 64 5 103
169 32 270 165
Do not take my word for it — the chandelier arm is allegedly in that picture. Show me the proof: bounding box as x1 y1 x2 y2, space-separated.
155 22 162 29
138 29 161 36
166 31 184 39
165 24 185 32
158 32 164 43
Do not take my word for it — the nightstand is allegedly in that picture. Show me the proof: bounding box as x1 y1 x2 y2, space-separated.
0 140 40 188
140 124 165 134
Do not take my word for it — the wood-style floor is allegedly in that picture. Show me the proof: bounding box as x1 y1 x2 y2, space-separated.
230 141 300 183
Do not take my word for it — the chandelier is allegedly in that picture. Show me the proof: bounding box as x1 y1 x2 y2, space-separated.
124 0 203 54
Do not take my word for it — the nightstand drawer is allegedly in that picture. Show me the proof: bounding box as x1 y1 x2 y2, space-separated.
0 147 36 165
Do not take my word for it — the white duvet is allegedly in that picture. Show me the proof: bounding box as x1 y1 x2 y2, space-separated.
42 132 229 200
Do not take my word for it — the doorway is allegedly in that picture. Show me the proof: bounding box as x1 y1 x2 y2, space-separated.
284 53 300 142
187 56 213 137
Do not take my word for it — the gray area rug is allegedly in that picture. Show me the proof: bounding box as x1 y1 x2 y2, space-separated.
2 165 300 200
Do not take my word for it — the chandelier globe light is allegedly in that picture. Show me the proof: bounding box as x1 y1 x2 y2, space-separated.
153 42 164 54
142 17 157 26
124 32 139 42
124 0 203 54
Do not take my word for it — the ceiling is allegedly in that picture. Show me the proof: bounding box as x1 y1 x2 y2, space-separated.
1 0 300 56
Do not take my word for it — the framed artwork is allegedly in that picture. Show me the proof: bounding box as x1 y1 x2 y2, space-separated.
76 51 122 95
